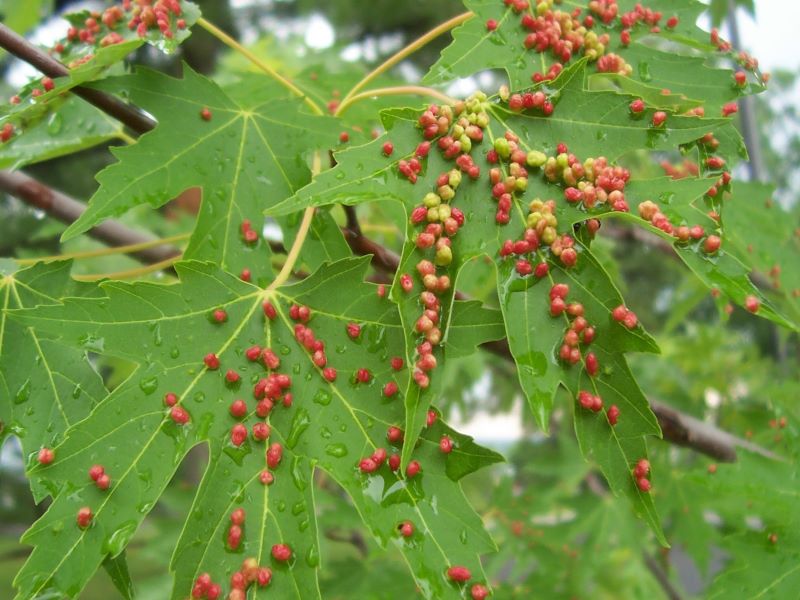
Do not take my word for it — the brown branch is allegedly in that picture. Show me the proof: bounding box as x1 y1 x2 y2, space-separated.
644 553 684 600
323 529 369 558
649 399 782 462
0 170 180 265
0 24 155 135
343 205 362 237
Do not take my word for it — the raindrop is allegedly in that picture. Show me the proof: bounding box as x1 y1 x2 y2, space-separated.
290 456 308 491
325 443 348 458
138 377 158 395
312 389 332 406
286 408 311 449
46 112 62 135
305 545 320 568
14 379 31 404
103 521 137 556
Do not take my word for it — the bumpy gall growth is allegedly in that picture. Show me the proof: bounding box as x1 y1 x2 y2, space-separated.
203 353 220 370
439 436 453 453
170 406 190 424
76 507 93 529
447 566 472 582
652 111 667 126
37 448 54 465
607 404 620 426
398 520 414 537
271 543 292 562
471 584 490 600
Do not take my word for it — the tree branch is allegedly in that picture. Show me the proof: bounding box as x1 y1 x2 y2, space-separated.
0 170 179 265
644 553 684 600
0 24 156 136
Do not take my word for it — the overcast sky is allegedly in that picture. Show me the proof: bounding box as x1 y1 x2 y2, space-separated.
734 1 800 74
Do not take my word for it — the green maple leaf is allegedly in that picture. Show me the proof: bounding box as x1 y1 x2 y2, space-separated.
274 61 763 539
722 181 800 325
426 0 760 114
1 2 200 123
0 261 106 494
58 66 338 284
10 257 502 599
598 178 797 331
702 453 800 598
0 95 124 169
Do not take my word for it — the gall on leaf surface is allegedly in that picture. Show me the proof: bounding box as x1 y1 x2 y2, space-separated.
596 177 798 331
275 61 763 541
9 258 502 600
0 1 201 189
59 66 338 284
1 1 201 125
0 261 106 498
425 0 763 114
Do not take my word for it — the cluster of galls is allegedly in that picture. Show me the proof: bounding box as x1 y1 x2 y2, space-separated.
489 0 612 82
487 131 544 225
486 0 685 82
616 1 673 35
401 94 491 389
239 219 259 245
191 552 277 599
445 565 491 599
628 98 670 128
501 86 555 115
578 383 620 426
4 78 56 145
190 573 222 599
357 410 444 479
552 146 631 213
65 0 185 48
660 159 700 180
4 1 187 109
596 53 632 76
710 30 770 85
499 198 580 275
632 458 652 492
637 199 724 257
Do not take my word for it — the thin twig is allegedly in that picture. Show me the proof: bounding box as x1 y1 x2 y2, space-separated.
197 17 323 116
338 11 473 107
335 86 457 117
267 153 321 290
644 553 684 600
15 233 190 265
73 255 181 281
